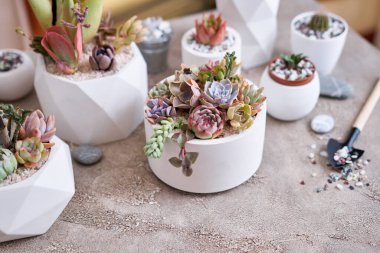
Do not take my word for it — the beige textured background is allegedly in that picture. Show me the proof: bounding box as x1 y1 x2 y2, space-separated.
1 0 380 252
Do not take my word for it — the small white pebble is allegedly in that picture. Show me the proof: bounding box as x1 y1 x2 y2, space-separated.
310 144 317 149
336 184 343 190
355 182 363 187
319 151 328 157
311 173 317 177
308 153 315 159
363 160 369 166
359 170 366 175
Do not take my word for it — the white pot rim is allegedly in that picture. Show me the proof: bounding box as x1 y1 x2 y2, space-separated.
181 27 241 59
147 76 265 146
37 43 139 84
0 49 31 78
290 11 349 43
0 136 62 191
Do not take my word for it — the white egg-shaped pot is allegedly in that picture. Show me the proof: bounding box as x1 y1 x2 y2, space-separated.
0 49 34 101
260 65 320 121
144 79 266 193
0 136 75 242
181 27 242 68
34 43 147 145
291 11 348 75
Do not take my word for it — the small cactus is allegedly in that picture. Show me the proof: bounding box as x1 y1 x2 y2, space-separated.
308 14 329 32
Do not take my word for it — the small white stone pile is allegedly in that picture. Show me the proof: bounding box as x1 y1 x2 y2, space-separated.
187 32 236 54
142 17 172 43
270 58 315 81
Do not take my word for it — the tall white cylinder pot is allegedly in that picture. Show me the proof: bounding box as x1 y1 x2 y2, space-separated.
291 11 348 76
181 27 242 70
261 65 320 121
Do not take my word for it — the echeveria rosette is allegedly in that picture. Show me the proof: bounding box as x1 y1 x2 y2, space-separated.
169 78 201 109
148 80 171 99
227 102 253 131
188 105 225 139
194 13 227 46
200 79 238 108
0 148 17 182
145 98 176 124
15 137 50 170
19 110 56 144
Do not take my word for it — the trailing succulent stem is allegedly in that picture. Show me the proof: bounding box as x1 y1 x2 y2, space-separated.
308 14 329 32
144 118 184 159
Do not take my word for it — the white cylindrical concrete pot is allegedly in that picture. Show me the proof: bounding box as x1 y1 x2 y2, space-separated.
0 136 75 242
216 0 280 69
145 78 266 193
181 27 242 68
0 49 34 101
34 43 147 145
291 11 348 75
261 62 319 121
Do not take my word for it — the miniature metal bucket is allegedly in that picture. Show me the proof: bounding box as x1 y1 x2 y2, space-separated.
138 37 171 74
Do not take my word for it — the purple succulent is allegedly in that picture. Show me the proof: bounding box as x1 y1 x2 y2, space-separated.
145 98 176 124
89 45 115 71
169 78 201 109
200 79 238 108
188 105 225 139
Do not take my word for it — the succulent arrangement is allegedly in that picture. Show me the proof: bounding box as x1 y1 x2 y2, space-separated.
144 52 266 176
269 53 315 82
194 13 227 46
0 104 56 183
17 0 145 75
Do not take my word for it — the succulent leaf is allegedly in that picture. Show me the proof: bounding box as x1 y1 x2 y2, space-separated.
145 98 176 124
19 110 56 143
194 13 226 46
227 103 253 131
89 44 115 71
200 79 238 108
28 0 52 31
188 105 225 139
15 137 49 170
0 148 17 182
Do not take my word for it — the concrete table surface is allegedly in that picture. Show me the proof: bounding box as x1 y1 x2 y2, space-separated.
1 0 380 252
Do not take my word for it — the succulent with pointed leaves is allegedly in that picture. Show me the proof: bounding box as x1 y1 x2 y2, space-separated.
227 102 253 131
89 45 115 71
194 13 226 46
188 105 225 139
144 118 184 159
145 98 176 124
15 137 50 170
19 110 56 144
148 80 171 98
280 53 307 70
0 148 17 182
308 14 329 33
169 76 201 109
200 79 238 108
113 16 146 52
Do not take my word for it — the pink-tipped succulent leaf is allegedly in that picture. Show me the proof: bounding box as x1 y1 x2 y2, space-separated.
19 110 56 143
41 26 78 74
15 137 49 170
188 105 225 139
194 13 227 46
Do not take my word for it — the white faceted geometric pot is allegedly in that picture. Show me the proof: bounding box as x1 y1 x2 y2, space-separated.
0 49 34 101
0 136 75 242
291 11 348 75
144 85 266 193
34 43 147 145
181 27 242 68
217 0 280 69
260 67 320 121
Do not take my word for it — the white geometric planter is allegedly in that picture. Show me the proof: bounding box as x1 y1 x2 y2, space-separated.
217 0 280 69
0 137 75 242
144 82 266 193
181 27 242 68
261 67 320 121
0 49 34 101
34 43 147 145
291 11 348 75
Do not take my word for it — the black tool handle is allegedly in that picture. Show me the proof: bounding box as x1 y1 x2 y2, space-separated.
346 127 361 150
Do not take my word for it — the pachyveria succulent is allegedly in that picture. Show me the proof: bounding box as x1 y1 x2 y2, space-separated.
113 16 146 52
308 14 329 33
89 45 115 71
194 13 226 46
15 137 49 170
0 148 17 182
145 98 176 124
0 104 57 183
144 52 266 176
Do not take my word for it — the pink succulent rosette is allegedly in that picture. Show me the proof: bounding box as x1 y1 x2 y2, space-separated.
188 105 225 139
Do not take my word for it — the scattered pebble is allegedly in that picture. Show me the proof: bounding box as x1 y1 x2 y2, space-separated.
349 185 355 190
319 75 353 99
336 184 343 190
311 173 317 177
355 182 363 187
366 183 370 187
329 173 340 182
72 145 103 165
327 179 333 184
363 160 369 166
360 170 366 175
319 150 328 157
300 180 305 185
323 184 328 191
316 188 322 193
308 153 315 159
310 144 317 149
311 114 335 134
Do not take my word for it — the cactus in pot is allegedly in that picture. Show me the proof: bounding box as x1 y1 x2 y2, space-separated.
0 148 17 182
307 14 329 32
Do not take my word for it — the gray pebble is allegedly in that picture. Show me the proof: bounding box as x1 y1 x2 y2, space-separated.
319 75 353 99
311 114 334 134
72 145 102 165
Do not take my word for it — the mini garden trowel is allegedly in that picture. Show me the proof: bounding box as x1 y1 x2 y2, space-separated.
327 78 380 169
